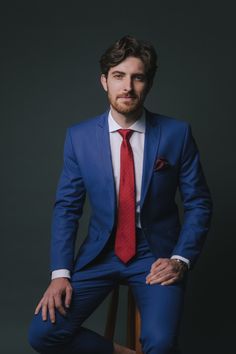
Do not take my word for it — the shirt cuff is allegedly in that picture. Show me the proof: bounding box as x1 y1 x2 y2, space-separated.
51 269 71 280
171 255 190 269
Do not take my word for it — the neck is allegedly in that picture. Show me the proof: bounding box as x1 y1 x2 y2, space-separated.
110 106 143 128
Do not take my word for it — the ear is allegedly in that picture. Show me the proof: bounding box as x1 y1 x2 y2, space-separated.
100 74 108 92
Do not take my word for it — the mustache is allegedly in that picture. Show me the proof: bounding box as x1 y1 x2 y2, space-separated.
117 94 137 98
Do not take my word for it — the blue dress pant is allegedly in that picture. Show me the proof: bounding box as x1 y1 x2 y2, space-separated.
29 228 187 354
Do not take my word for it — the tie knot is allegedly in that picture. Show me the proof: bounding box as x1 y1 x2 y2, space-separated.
118 129 134 141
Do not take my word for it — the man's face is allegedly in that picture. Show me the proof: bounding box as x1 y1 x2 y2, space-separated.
101 56 151 115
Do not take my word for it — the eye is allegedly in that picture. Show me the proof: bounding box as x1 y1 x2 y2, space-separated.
114 74 123 79
134 75 145 81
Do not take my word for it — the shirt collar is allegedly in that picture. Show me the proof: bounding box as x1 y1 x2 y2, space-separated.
108 107 146 133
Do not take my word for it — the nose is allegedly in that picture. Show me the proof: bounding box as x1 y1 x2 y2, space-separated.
123 77 133 92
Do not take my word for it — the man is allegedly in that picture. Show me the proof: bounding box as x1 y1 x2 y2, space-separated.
29 35 212 354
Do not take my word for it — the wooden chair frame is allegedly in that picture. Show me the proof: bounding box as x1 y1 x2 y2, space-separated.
104 283 143 354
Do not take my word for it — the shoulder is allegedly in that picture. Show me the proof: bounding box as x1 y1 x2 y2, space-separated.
64 111 107 143
145 110 194 147
146 109 190 131
68 112 105 133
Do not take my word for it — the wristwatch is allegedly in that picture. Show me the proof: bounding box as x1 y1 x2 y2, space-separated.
173 259 189 271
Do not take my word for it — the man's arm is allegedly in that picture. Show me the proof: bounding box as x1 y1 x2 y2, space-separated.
35 127 86 322
146 123 213 285
50 127 87 272
172 123 213 266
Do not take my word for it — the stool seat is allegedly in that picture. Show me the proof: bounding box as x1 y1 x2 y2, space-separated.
104 281 143 354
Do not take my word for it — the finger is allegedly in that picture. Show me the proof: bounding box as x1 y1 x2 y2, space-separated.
34 300 43 315
161 276 178 286
153 259 171 271
150 259 170 274
42 302 48 321
149 271 173 284
54 295 66 316
65 286 73 308
48 297 56 323
150 258 165 270
146 265 167 282
155 271 182 284
146 266 172 283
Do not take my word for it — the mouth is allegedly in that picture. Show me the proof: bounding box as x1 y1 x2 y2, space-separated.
118 96 136 100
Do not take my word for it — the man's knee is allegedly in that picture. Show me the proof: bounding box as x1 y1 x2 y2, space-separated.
28 318 47 352
28 314 72 353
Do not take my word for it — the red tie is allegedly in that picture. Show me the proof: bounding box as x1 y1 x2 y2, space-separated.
114 129 136 263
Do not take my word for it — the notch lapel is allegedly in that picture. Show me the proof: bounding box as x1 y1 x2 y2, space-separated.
95 109 161 223
140 109 161 210
96 110 116 214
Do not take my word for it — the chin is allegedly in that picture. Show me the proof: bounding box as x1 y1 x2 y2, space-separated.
112 102 142 115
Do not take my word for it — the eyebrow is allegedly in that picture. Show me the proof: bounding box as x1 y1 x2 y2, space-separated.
111 71 125 75
111 70 145 76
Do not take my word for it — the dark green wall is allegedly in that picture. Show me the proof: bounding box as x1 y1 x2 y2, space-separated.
1 1 235 353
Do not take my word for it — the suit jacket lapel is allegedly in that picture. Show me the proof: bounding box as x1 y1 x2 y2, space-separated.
96 110 117 213
140 109 161 210
96 108 161 219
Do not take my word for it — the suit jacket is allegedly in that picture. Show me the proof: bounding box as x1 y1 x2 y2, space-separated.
50 108 212 276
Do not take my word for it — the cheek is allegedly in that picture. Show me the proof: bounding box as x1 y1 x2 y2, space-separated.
135 83 148 96
108 83 122 97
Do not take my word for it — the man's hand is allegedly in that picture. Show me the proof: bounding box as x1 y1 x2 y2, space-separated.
34 278 73 323
146 258 188 286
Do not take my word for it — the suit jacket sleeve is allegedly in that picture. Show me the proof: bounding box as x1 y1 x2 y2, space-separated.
50 128 86 272
171 123 213 268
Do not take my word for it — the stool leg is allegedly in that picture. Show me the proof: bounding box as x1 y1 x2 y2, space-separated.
105 284 143 353
127 287 135 349
104 285 119 341
135 306 143 354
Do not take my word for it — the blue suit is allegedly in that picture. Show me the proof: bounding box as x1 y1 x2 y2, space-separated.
29 108 212 354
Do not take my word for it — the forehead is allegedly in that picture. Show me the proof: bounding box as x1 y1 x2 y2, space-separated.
109 56 145 74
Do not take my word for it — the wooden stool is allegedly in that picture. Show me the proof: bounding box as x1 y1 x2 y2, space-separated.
104 280 143 354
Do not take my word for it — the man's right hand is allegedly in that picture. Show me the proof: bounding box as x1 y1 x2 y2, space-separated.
34 277 73 323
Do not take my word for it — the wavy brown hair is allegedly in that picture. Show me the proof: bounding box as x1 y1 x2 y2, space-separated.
99 35 158 85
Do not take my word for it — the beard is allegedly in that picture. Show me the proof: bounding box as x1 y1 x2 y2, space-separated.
108 92 145 115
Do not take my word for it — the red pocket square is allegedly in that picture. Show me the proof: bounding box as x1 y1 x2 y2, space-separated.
154 157 170 171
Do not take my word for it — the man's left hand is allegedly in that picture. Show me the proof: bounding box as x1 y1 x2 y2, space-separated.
146 258 188 286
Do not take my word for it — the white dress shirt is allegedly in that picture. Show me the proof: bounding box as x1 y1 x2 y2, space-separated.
52 108 189 280
108 108 145 228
